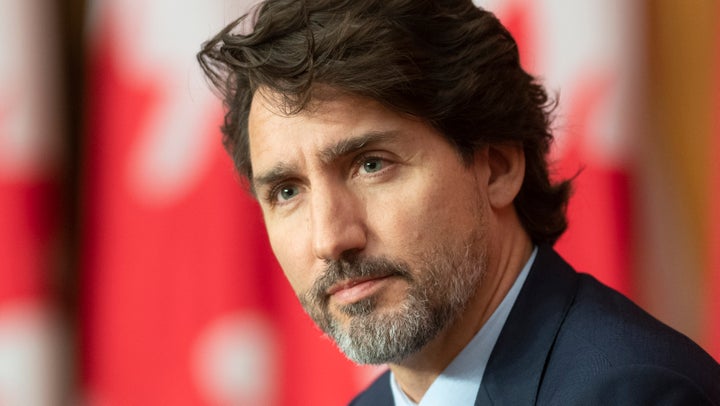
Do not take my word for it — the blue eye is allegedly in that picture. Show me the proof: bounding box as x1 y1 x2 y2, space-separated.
276 185 299 201
361 158 384 174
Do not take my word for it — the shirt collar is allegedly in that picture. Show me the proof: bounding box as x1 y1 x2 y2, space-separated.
390 246 538 405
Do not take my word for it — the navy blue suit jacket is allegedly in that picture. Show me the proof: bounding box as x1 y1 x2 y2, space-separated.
350 246 720 405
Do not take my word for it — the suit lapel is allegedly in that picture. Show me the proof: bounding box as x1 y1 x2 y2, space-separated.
349 370 393 406
475 246 579 405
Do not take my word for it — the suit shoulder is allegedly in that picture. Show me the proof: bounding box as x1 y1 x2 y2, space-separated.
540 272 720 403
544 363 720 405
569 272 714 364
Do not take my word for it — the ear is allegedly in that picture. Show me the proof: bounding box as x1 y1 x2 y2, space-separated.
485 143 525 209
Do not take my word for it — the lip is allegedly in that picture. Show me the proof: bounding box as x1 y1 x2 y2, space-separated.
327 276 391 305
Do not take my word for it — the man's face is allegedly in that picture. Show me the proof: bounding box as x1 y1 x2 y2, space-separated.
248 90 492 364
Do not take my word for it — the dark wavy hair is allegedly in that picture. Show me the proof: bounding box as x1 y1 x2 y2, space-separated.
197 0 571 244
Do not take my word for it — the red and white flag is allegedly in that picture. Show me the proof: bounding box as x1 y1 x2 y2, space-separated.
0 1 65 405
82 1 377 404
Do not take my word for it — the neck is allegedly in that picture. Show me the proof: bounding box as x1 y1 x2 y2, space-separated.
388 219 533 402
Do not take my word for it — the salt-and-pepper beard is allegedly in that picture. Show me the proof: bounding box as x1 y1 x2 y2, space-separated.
299 233 487 365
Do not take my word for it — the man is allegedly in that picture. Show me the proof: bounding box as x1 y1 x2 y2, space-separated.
198 0 720 404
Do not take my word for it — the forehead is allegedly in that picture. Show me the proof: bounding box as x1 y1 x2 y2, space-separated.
248 88 388 135
247 89 412 165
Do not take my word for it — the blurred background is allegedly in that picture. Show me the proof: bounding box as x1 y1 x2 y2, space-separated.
0 0 717 405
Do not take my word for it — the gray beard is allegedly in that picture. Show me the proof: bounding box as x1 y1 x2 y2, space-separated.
299 236 486 365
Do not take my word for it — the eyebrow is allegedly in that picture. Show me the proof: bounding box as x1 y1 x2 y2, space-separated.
252 130 400 191
252 161 299 192
317 130 399 164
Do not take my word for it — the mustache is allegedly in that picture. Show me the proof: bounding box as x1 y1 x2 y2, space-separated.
303 256 412 306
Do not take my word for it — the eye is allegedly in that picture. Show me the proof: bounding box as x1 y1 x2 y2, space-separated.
359 157 385 174
279 185 299 200
272 184 301 203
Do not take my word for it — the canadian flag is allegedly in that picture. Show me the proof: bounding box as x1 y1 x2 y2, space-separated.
81 1 377 405
477 0 641 296
0 1 64 405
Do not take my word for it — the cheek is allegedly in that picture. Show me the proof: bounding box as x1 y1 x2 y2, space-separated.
363 180 436 251
367 171 482 255
265 218 315 295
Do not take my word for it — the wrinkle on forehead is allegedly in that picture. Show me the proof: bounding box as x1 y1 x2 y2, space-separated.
252 84 359 117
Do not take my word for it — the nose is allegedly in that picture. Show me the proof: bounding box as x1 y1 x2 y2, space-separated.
310 185 367 261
